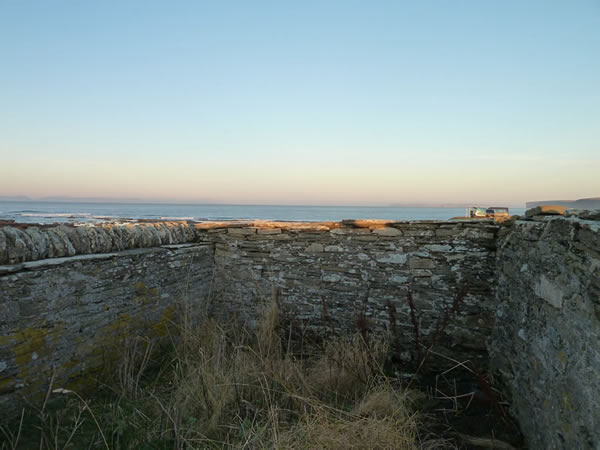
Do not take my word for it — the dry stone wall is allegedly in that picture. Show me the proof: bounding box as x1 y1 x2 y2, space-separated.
0 219 500 416
0 223 213 416
2 214 599 449
0 221 198 265
196 219 500 368
490 210 600 449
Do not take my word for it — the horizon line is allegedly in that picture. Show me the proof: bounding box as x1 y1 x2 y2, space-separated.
0 196 525 208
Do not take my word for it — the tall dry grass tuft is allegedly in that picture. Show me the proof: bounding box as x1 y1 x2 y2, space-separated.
153 296 424 448
117 337 154 399
1 296 432 449
276 385 421 449
307 333 388 401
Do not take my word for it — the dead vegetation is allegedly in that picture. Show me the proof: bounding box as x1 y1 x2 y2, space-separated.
1 297 445 449
1 281 524 449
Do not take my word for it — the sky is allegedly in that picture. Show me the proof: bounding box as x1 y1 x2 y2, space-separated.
1 1 599 207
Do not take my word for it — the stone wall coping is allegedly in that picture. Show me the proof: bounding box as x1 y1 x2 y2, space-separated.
565 208 600 220
514 214 600 231
0 221 199 265
193 218 495 231
521 208 600 221
161 243 208 249
0 219 500 266
0 243 212 274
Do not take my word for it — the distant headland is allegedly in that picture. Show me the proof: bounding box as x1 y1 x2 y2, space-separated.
525 196 600 209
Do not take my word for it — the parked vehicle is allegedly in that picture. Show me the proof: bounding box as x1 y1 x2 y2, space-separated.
486 207 510 218
467 206 510 219
467 207 488 218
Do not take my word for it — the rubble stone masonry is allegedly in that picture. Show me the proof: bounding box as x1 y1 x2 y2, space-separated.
490 211 600 449
1 211 598 449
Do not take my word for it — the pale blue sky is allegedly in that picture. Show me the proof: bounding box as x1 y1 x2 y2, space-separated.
1 1 598 206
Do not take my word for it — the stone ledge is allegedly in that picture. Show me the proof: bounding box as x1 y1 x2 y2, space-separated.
0 244 212 274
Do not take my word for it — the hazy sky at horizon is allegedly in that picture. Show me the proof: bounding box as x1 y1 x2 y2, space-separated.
1 0 598 207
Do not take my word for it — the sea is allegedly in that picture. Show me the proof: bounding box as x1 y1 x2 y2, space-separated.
0 201 526 225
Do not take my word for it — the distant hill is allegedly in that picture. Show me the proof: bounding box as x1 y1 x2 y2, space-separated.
526 197 600 209
0 196 32 201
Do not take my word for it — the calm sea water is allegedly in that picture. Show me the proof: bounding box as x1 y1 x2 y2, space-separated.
0 201 525 224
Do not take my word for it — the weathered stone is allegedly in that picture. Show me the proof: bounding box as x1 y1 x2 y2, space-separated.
256 228 282 235
408 256 435 269
329 228 352 235
490 214 600 450
425 244 452 252
565 209 600 221
534 275 563 308
410 269 433 277
3 228 28 263
305 243 323 253
372 227 402 236
23 228 48 260
0 232 6 263
525 205 567 217
389 274 409 284
322 273 342 282
403 229 435 237
436 228 461 237
375 253 407 264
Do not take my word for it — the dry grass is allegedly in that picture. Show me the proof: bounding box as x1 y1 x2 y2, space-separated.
159 299 423 448
1 298 441 449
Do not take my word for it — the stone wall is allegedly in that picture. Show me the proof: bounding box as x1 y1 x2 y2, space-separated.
0 223 213 415
0 221 199 265
490 210 600 449
0 219 499 416
196 219 500 367
2 213 599 449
